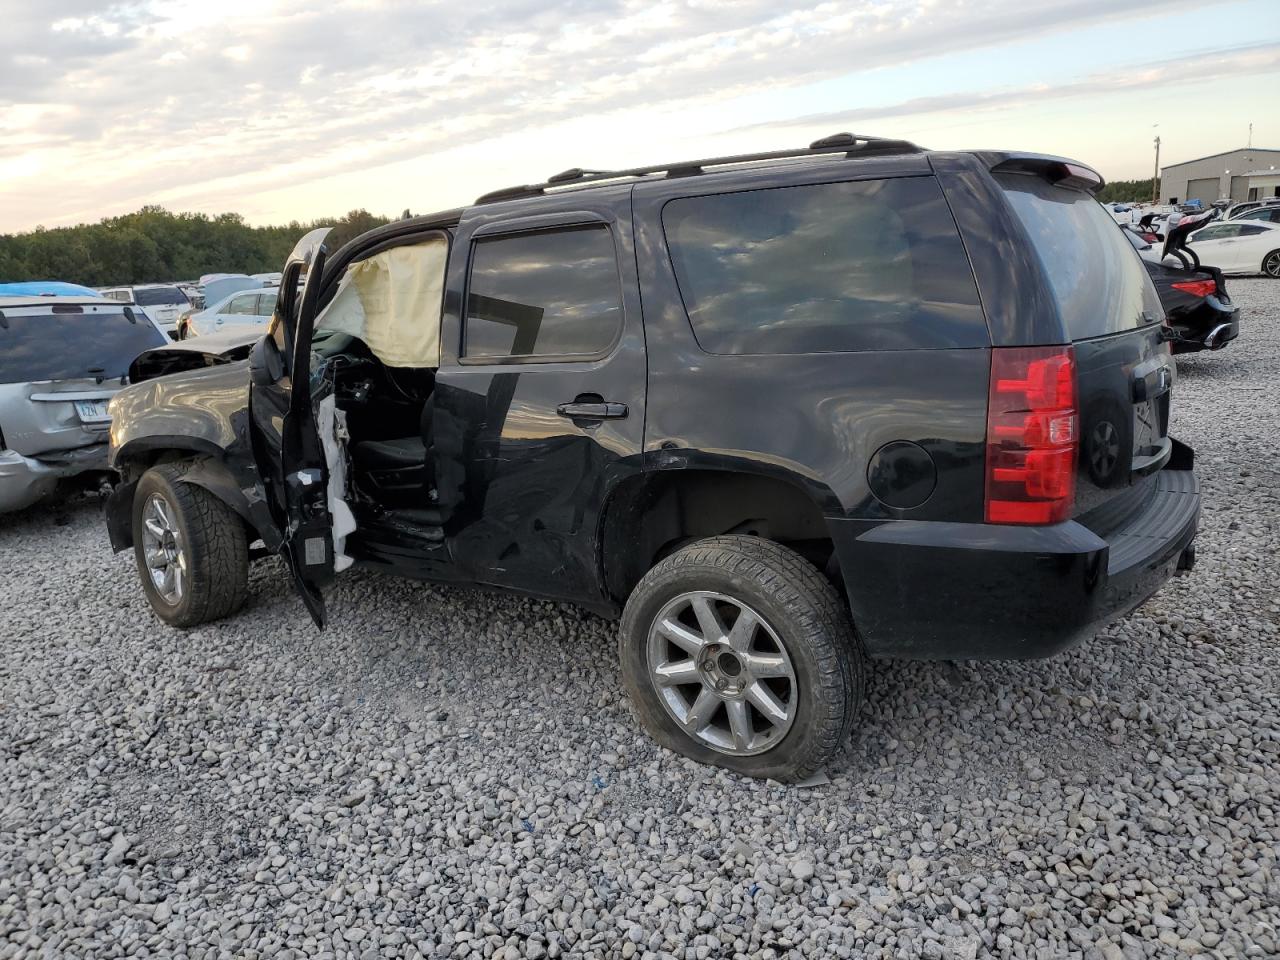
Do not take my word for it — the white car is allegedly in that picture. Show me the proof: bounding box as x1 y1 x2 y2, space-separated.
183 287 276 337
1234 206 1280 227
99 284 191 339
1225 198 1280 221
1186 220 1280 277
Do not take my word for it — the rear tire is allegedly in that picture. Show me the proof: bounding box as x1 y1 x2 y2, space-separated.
132 464 248 627
1262 249 1280 278
620 536 864 781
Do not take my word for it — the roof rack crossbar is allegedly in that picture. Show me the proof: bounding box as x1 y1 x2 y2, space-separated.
474 132 924 204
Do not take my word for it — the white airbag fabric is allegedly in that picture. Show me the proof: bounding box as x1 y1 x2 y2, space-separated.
316 393 356 573
315 237 445 368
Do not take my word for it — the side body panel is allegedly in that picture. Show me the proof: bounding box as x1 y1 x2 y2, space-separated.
928 153 1064 347
633 155 997 653
633 156 992 523
432 185 647 608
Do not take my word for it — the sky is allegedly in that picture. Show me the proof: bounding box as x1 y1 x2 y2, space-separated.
2 0 1279 234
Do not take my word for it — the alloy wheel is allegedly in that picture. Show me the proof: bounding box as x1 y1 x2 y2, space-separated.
141 493 187 605
646 591 797 756
1264 251 1280 278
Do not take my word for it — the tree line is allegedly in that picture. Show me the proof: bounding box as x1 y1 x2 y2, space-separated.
0 207 393 286
1095 178 1157 204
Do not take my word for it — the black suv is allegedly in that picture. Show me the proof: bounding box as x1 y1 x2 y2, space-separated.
105 134 1200 781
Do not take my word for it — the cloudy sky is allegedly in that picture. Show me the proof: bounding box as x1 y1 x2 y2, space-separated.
2 0 1278 233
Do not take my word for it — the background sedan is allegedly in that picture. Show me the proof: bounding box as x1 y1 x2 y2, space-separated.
181 286 275 338
1187 220 1280 277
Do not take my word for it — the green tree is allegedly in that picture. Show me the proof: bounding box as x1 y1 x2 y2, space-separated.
1096 178 1156 204
0 206 393 285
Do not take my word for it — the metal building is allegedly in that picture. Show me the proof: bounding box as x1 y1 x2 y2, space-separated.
1160 148 1280 205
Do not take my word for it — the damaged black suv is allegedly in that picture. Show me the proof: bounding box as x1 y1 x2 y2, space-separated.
106 134 1200 780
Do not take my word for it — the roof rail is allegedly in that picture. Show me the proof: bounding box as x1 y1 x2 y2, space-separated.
474 132 924 205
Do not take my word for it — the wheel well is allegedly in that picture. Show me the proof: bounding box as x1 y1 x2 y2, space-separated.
600 470 834 604
115 447 200 483
106 448 258 552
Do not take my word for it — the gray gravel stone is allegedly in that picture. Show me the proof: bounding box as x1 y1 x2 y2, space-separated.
1 281 1278 958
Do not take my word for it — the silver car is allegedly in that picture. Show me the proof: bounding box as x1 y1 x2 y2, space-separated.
0 295 167 513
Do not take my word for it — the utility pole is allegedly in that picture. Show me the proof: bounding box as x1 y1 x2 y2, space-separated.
1152 135 1161 204
1248 122 1253 148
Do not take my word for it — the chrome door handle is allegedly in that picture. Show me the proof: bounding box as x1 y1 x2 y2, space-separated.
556 401 628 419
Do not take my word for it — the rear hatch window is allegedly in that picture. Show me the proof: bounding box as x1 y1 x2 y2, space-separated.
0 305 167 384
997 174 1162 340
134 286 189 306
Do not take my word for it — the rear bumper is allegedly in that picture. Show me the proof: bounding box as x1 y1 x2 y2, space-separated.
1170 299 1239 354
831 466 1200 660
0 444 109 513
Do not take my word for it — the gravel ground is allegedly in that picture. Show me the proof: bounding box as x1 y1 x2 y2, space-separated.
2 281 1278 960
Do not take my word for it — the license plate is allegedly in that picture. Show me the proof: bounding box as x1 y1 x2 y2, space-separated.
75 399 112 425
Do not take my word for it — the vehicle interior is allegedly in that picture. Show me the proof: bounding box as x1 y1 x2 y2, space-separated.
311 236 447 544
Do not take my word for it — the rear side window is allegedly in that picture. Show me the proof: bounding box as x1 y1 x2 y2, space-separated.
225 293 259 315
998 174 1161 341
0 307 167 384
464 225 622 361
134 286 189 306
1195 224 1240 241
661 176 987 355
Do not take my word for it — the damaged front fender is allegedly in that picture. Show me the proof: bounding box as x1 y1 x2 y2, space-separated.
106 360 282 552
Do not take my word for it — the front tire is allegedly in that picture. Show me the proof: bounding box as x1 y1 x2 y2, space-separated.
132 464 249 627
620 536 864 781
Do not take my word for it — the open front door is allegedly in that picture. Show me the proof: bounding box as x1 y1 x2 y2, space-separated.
248 228 335 626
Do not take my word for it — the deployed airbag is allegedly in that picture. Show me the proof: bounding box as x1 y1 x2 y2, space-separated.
315 237 445 367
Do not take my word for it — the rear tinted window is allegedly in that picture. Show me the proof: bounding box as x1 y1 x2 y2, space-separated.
1192 224 1239 241
0 307 167 383
661 176 986 355
134 286 188 306
225 292 261 315
998 174 1161 341
464 226 622 360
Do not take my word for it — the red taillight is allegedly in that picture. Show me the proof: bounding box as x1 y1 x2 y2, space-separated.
985 346 1078 525
1171 279 1216 297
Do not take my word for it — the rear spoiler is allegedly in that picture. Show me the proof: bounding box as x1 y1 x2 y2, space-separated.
987 154 1105 194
